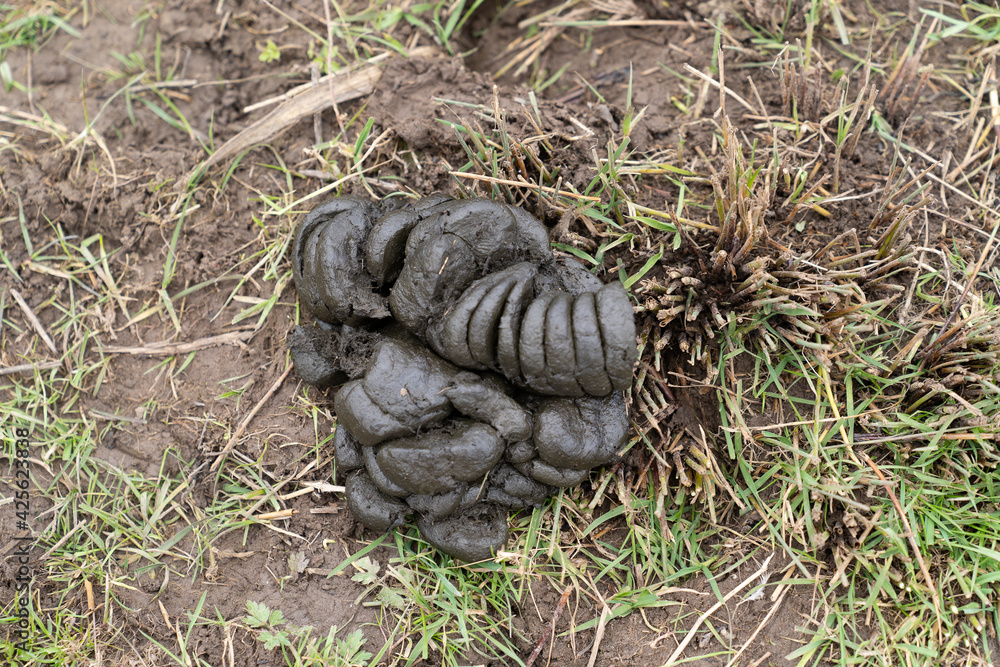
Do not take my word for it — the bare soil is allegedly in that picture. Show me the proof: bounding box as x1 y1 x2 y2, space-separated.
1 0 989 665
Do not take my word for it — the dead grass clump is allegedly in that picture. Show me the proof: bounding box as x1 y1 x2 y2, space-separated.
635 115 918 375
636 115 776 361
780 47 832 124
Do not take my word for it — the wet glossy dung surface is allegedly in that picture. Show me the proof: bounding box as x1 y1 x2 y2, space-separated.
290 195 638 560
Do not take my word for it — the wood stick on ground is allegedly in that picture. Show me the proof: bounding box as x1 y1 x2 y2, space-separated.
184 46 439 186
104 328 257 356
255 508 297 521
0 361 62 376
10 288 59 356
663 553 774 666
862 453 943 637
525 585 572 667
210 361 293 472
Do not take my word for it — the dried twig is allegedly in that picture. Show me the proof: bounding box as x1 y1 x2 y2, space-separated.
0 361 62 376
104 328 257 356
210 361 293 472
10 288 59 356
525 586 572 667
185 46 439 185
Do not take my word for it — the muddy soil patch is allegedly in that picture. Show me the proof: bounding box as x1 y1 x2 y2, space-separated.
3 0 996 664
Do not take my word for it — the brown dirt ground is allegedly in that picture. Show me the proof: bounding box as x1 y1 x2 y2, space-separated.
2 0 996 665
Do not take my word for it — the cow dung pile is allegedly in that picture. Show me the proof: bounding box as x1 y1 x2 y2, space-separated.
289 195 637 561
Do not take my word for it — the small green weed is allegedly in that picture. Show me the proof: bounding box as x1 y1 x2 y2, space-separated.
243 600 373 666
258 39 282 63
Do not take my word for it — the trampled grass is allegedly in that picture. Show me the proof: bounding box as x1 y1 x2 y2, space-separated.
3 0 1000 665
